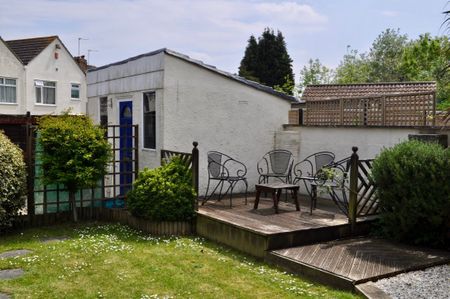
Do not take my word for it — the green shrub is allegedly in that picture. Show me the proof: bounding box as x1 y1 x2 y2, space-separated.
127 157 196 221
0 131 26 229
371 140 450 247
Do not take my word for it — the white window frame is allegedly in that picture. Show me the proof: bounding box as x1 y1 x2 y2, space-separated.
35 80 56 105
0 77 17 104
71 83 80 100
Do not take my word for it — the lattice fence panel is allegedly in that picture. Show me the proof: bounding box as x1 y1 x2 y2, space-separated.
305 99 340 125
356 159 379 217
304 92 435 127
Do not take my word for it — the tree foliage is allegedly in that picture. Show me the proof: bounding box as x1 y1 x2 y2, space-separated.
334 48 369 84
329 28 450 107
334 29 408 83
239 28 295 94
371 140 450 248
298 59 334 94
38 113 111 221
401 34 450 108
238 35 260 83
0 131 26 230
367 28 408 82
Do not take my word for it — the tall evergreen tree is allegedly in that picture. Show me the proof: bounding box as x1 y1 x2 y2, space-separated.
238 28 295 94
238 35 260 82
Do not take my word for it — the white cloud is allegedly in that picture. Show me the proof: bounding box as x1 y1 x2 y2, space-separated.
0 0 328 73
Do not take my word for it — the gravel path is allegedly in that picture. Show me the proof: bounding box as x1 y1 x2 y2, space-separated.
374 264 450 299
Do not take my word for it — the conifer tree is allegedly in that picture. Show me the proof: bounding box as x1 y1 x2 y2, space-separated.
238 35 260 82
238 28 294 94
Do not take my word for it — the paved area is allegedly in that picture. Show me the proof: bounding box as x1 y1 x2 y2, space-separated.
0 249 33 259
0 269 24 280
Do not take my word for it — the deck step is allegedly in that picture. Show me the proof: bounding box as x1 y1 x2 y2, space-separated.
266 237 450 291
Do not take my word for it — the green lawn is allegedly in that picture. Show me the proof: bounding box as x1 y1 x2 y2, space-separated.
0 223 359 299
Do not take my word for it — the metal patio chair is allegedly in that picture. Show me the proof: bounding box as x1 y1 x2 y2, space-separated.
257 149 294 184
306 156 352 215
202 151 248 208
292 151 335 212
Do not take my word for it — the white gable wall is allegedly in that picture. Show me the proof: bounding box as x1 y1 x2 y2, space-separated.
163 54 292 194
0 40 25 114
25 39 87 115
87 52 165 169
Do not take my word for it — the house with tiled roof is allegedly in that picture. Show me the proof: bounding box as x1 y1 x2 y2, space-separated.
0 35 87 115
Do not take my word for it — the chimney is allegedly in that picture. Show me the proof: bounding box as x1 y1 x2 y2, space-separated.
74 55 88 73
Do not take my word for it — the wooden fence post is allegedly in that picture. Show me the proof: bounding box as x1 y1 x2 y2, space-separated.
25 112 35 223
192 142 199 210
348 146 359 234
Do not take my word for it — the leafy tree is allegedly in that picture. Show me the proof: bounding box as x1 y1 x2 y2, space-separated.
400 34 450 108
298 58 334 94
334 48 370 84
0 131 26 230
367 28 408 82
239 28 295 94
38 113 111 222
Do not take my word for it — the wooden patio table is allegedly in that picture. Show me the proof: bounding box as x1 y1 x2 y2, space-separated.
254 183 300 214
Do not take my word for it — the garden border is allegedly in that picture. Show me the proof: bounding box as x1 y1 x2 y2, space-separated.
14 207 195 235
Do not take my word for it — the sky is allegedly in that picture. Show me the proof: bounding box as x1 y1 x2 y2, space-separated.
0 0 448 83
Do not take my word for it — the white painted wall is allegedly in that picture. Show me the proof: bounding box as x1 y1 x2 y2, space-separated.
276 126 444 162
163 54 292 194
25 39 87 115
87 51 293 195
87 52 165 170
0 40 25 114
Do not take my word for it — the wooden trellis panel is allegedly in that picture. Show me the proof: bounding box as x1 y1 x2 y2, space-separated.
355 159 379 217
305 91 435 127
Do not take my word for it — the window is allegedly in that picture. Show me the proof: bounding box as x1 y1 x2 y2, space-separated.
100 97 108 127
0 77 17 103
35 80 56 104
71 83 80 99
143 92 156 149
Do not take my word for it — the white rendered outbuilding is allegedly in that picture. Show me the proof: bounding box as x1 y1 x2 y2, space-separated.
87 49 296 195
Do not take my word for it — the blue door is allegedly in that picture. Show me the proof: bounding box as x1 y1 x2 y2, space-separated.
119 101 133 203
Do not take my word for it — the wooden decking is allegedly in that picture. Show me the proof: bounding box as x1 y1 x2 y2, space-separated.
197 195 374 257
196 195 450 292
199 195 348 234
268 237 450 290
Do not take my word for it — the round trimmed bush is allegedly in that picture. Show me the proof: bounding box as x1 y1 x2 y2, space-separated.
371 140 450 248
127 157 196 221
0 131 26 229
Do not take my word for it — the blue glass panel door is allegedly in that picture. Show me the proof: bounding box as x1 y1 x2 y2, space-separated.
119 101 133 201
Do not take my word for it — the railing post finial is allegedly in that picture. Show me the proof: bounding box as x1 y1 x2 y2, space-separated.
352 146 358 154
193 141 198 148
